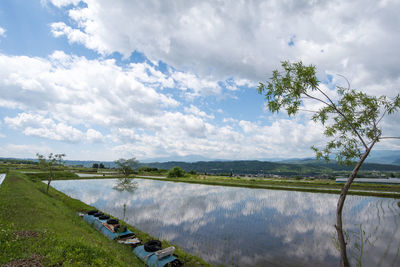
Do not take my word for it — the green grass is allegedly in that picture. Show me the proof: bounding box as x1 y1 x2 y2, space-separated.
0 171 211 266
24 171 80 180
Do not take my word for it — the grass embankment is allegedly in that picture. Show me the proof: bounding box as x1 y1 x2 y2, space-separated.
24 171 80 180
136 175 400 198
0 171 211 266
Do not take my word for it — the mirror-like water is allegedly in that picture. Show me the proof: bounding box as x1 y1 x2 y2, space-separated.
75 173 105 177
50 178 400 266
0 173 5 185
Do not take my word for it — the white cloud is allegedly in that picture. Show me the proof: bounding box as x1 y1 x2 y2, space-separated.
0 51 179 126
0 143 52 158
184 105 214 119
108 114 326 160
5 113 84 143
237 119 326 158
4 113 103 144
34 0 400 160
43 0 81 8
48 0 400 96
86 128 104 143
128 62 174 89
0 26 5 37
0 48 397 160
0 51 274 159
172 72 221 97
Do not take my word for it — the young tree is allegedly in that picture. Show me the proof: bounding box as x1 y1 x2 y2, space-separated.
36 153 66 194
114 158 139 177
167 166 185 178
258 61 400 267
92 163 99 169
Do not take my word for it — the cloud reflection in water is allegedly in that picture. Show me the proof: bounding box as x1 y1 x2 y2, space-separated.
51 178 400 266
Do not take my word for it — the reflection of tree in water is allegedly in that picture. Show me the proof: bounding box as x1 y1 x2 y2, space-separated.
113 178 138 192
113 178 138 221
333 199 400 266
333 224 372 267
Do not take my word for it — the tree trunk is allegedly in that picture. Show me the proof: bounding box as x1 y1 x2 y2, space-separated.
46 168 53 194
336 148 372 267
46 179 51 194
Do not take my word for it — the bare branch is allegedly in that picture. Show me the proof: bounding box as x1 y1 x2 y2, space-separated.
303 92 332 107
298 109 318 113
336 74 351 91
373 117 377 138
316 87 336 106
376 109 387 126
380 137 400 139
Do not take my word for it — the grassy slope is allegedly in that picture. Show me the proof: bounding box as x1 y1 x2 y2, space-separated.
0 171 210 266
24 171 80 180
0 171 143 266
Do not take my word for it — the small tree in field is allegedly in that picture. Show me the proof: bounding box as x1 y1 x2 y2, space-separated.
114 158 139 177
36 153 66 194
167 166 185 178
258 61 400 267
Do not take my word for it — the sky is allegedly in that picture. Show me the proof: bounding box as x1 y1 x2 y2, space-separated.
0 0 399 162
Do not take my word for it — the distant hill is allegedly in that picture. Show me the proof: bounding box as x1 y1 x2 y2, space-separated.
0 157 115 168
365 150 400 165
2 155 400 176
63 160 115 168
142 160 400 176
277 158 316 164
140 154 216 163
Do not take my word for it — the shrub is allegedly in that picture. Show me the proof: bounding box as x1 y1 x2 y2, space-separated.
167 167 185 178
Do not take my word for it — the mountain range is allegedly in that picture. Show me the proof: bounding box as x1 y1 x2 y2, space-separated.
1 150 400 176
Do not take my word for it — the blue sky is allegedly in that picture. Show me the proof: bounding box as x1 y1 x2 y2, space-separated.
0 0 399 161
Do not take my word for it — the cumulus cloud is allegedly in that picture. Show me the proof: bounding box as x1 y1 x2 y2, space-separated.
184 105 214 119
86 128 104 143
5 113 84 142
0 50 331 160
0 51 178 125
48 0 400 95
42 0 81 8
172 72 221 97
237 119 326 157
0 143 52 158
0 26 5 37
0 0 387 160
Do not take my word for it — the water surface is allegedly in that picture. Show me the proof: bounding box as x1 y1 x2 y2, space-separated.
51 178 400 266
0 173 5 186
75 173 105 177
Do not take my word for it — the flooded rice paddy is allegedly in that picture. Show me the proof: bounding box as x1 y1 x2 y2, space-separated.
51 178 400 266
0 173 5 185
